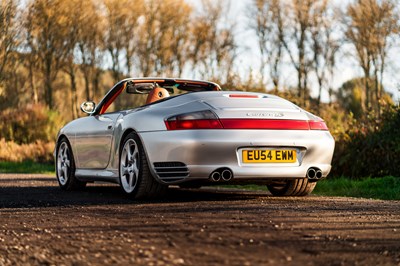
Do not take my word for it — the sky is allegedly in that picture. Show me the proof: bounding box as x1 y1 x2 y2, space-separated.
199 0 400 103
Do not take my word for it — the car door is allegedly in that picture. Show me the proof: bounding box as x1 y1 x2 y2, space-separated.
73 112 121 169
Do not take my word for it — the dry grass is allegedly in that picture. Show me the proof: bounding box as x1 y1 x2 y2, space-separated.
0 138 54 163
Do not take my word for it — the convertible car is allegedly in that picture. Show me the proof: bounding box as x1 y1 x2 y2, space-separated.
55 78 335 199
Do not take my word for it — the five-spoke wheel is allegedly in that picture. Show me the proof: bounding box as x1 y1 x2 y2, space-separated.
57 142 71 186
120 138 140 193
56 137 86 190
119 133 167 199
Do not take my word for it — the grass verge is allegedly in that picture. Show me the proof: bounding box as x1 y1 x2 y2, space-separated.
313 176 400 200
224 176 400 200
0 161 54 174
0 161 399 200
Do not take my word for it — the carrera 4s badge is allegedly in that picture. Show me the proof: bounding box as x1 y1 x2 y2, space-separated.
246 112 284 118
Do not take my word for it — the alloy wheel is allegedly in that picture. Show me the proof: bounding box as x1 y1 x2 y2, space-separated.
120 139 140 193
57 142 71 186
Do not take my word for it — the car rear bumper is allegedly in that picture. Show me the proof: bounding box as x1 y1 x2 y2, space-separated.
139 129 335 184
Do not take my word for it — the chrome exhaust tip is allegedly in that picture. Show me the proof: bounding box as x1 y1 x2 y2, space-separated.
210 171 221 182
307 167 323 181
315 170 323 179
210 168 233 182
221 169 233 181
306 168 316 179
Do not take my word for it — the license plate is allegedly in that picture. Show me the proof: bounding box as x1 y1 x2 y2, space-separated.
242 149 296 163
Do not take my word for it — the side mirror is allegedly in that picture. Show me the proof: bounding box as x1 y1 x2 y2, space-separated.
80 101 96 115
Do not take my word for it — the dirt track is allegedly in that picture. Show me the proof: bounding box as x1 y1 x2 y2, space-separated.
0 174 399 265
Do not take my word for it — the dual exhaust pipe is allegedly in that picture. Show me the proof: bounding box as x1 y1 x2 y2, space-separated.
210 168 233 182
210 167 321 182
306 167 323 181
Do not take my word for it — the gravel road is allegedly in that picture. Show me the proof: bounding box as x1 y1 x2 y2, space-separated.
0 174 399 265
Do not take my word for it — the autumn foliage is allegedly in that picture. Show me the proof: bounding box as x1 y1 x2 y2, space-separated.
330 105 400 178
0 104 62 163
0 0 399 177
0 139 54 163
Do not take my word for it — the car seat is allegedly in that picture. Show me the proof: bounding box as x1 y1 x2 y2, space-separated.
146 87 170 104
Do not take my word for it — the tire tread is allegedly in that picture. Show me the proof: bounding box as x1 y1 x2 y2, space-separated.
267 179 316 196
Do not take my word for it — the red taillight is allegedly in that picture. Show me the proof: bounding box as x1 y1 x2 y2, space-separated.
220 119 310 130
166 119 223 130
309 120 328 130
165 110 223 130
165 111 329 131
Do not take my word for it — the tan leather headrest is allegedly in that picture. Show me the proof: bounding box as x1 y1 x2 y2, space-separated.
146 87 170 104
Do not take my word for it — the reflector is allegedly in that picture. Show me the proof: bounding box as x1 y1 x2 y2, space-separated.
220 119 310 130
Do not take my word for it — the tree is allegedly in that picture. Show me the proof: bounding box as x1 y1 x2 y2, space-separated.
135 0 192 77
309 0 339 105
77 0 105 102
189 0 237 82
248 0 284 92
0 0 24 111
345 0 399 113
166 1 192 76
280 0 315 106
0 0 18 89
336 78 365 119
153 0 192 76
103 0 143 82
62 0 84 119
24 0 72 109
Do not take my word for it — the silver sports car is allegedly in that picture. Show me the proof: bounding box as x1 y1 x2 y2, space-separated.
55 78 335 199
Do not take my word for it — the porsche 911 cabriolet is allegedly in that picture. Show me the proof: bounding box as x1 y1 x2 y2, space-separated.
55 78 335 199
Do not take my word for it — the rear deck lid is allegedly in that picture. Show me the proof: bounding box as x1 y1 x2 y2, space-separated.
203 92 307 121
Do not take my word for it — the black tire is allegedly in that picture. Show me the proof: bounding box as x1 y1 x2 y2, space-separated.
119 132 167 199
267 179 316 196
55 137 86 190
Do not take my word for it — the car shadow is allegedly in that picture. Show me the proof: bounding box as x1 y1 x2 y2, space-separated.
0 184 270 209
